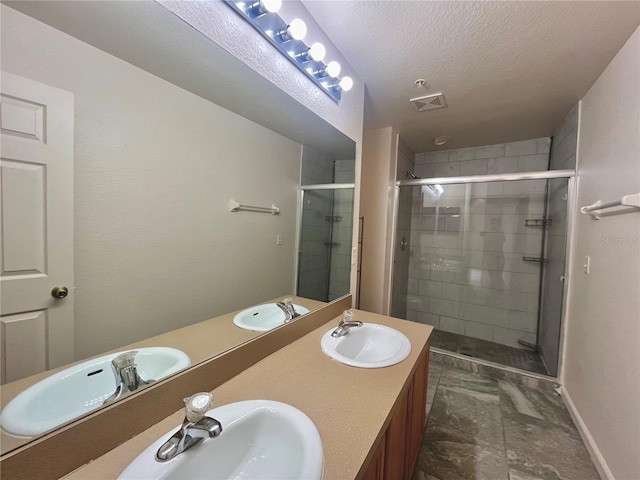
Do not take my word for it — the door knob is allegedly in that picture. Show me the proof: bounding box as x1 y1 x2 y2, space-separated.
51 285 69 299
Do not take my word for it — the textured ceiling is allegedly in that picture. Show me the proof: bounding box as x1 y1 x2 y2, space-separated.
303 1 640 152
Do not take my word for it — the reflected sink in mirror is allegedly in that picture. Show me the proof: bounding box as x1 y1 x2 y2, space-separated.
321 323 411 368
118 399 323 480
0 0 355 457
0 347 190 437
233 303 310 332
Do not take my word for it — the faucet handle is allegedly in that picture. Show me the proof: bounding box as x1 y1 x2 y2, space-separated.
112 351 138 370
340 309 354 325
184 392 214 422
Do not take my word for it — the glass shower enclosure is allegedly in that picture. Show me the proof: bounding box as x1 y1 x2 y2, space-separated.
391 171 573 376
297 186 354 302
296 146 355 303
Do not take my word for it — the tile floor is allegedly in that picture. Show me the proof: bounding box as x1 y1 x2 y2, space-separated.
431 330 549 376
414 357 601 480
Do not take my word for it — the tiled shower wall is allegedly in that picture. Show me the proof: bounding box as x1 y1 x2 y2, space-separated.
549 105 578 170
406 138 551 348
414 137 550 177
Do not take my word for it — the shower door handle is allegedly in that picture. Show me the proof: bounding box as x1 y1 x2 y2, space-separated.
522 256 549 263
400 237 407 252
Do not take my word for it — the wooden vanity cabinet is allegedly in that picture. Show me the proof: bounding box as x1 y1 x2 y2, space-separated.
362 346 430 480
362 436 386 480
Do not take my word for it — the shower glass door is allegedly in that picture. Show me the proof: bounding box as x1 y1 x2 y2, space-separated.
393 176 570 376
297 187 354 302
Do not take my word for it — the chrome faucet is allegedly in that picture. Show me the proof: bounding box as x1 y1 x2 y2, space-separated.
156 392 222 462
331 310 363 338
276 297 301 323
111 351 152 393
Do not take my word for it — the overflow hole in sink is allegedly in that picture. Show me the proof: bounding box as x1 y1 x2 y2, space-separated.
87 369 104 376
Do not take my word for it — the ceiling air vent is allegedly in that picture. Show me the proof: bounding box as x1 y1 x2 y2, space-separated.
410 93 447 112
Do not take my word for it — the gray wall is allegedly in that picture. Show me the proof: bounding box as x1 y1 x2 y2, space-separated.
561 27 640 479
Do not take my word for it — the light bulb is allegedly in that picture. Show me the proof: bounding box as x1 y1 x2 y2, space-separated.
308 42 326 62
339 76 353 91
259 0 281 13
326 60 341 78
287 19 307 41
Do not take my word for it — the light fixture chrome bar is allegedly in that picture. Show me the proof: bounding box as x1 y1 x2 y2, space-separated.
396 169 575 187
224 0 343 103
300 183 355 190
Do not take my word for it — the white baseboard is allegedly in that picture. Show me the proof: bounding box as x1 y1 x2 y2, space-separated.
560 385 614 480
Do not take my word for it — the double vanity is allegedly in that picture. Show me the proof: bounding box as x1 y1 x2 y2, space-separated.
63 309 433 480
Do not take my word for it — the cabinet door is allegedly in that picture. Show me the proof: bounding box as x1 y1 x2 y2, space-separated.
384 389 409 479
406 349 429 475
363 436 386 480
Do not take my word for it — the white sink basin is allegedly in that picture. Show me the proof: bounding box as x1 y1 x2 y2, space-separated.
118 400 323 480
321 323 411 368
233 303 310 331
1 347 190 437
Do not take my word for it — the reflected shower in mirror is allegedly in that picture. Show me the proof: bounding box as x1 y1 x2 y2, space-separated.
297 147 355 302
0 1 356 454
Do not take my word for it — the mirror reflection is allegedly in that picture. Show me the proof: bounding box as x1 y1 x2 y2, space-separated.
298 147 356 303
0 1 355 454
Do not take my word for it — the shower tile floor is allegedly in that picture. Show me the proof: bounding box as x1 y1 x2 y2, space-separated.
415 359 601 480
431 329 549 375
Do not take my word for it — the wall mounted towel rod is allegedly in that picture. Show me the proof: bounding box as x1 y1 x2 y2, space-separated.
580 193 640 219
228 199 279 215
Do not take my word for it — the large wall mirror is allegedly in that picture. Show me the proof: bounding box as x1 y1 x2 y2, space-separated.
0 0 356 455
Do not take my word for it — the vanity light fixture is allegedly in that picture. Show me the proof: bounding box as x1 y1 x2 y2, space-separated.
307 60 340 78
240 0 282 18
321 76 354 92
294 42 326 62
339 76 354 91
224 0 354 103
325 60 341 78
276 18 307 41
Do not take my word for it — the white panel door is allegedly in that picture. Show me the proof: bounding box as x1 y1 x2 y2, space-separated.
0 72 74 384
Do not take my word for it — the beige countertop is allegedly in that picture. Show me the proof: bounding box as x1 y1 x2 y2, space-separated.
65 309 433 480
0 295 325 454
